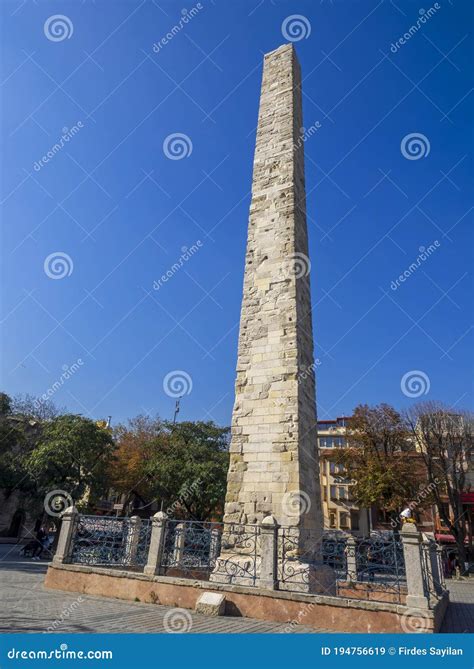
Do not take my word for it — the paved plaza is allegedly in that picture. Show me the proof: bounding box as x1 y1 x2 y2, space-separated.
0 545 322 634
0 545 471 634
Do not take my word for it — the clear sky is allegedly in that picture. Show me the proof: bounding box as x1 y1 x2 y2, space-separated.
1 0 473 427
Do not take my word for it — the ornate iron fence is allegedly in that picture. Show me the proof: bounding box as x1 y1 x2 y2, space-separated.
161 519 259 586
68 515 414 602
277 529 406 602
70 515 151 570
344 535 406 603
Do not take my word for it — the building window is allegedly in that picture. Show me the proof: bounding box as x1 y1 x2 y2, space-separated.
340 512 349 529
330 485 337 500
322 486 327 501
350 510 359 530
320 437 334 448
329 512 336 528
339 486 347 500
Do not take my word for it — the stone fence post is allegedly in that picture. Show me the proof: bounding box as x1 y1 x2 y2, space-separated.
425 539 444 597
124 516 142 566
401 523 430 609
144 512 168 576
259 515 279 590
52 506 78 565
209 527 221 567
172 522 186 564
345 536 357 582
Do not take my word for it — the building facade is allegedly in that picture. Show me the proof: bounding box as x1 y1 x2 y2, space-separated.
317 417 370 536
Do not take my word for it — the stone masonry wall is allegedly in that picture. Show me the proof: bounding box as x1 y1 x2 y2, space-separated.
223 44 324 549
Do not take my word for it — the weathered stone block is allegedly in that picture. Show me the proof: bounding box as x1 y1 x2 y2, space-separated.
195 592 226 617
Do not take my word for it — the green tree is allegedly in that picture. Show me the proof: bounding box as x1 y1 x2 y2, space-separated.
26 414 116 515
406 402 474 573
0 392 12 417
111 417 230 520
336 404 426 527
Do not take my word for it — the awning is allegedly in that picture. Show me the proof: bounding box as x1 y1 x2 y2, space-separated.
435 533 456 543
435 533 469 544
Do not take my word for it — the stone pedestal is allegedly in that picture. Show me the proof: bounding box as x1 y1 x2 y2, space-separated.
52 506 78 565
401 523 430 609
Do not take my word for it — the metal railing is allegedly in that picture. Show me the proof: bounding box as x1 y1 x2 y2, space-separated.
70 515 151 570
64 514 447 607
161 519 259 586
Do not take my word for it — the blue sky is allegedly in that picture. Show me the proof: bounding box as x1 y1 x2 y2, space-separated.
1 0 473 426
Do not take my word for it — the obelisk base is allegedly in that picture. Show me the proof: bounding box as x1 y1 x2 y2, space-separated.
209 554 261 588
277 560 336 595
209 554 336 595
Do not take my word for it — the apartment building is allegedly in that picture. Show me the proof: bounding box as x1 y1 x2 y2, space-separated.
317 416 370 536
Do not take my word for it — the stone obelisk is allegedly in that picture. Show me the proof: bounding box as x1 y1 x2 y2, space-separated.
215 44 331 591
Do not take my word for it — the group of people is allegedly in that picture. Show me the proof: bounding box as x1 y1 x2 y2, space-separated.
20 526 54 560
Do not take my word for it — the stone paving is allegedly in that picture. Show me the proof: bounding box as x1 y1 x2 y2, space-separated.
1 545 472 633
0 545 322 634
440 580 474 633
